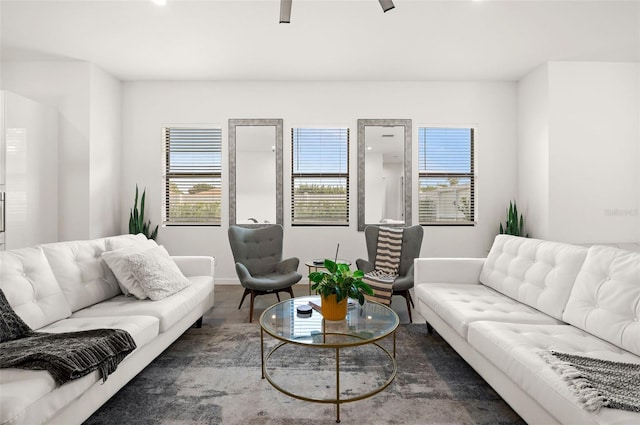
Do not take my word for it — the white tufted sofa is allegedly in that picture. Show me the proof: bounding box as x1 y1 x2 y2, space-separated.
414 234 639 425
0 234 215 425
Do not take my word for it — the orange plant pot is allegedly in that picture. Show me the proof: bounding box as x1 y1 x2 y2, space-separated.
321 294 348 321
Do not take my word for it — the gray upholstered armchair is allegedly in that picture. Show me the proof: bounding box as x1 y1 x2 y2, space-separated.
228 224 302 322
356 225 423 322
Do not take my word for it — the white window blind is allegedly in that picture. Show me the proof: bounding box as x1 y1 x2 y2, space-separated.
291 128 349 225
418 127 475 225
163 127 222 225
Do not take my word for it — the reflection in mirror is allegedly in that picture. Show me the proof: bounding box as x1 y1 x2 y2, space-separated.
229 119 283 226
357 119 412 231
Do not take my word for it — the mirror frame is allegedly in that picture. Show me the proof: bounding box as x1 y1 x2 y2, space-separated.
228 118 283 227
357 119 412 231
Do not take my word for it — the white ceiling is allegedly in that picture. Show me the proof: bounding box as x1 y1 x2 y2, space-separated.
1 0 638 82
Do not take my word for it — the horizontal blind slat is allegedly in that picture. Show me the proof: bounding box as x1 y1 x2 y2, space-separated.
164 127 222 225
291 128 350 225
418 127 474 225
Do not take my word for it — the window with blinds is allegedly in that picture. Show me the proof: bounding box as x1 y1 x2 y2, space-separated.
418 127 475 225
291 128 349 226
163 127 222 225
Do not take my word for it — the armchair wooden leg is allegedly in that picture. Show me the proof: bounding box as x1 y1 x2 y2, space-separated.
408 290 415 309
404 292 413 323
393 289 413 323
238 288 251 309
287 286 294 298
249 290 257 323
276 292 281 302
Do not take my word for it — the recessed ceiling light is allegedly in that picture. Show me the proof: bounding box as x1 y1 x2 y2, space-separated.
151 0 167 6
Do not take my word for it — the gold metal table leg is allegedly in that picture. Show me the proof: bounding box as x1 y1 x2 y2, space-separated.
393 330 396 358
336 347 340 423
261 327 265 379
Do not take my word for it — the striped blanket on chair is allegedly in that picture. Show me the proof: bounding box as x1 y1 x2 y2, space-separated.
363 227 404 305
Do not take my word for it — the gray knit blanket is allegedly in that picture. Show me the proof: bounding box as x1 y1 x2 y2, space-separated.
0 289 136 386
540 350 640 412
0 329 137 386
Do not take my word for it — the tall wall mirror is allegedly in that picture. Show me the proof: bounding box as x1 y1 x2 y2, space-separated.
229 119 283 226
357 119 412 231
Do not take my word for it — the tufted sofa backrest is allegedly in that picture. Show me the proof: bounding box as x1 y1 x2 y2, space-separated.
479 235 588 320
39 234 150 313
563 245 640 355
0 246 72 329
41 237 123 312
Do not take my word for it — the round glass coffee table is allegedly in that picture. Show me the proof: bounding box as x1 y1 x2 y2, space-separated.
259 296 399 423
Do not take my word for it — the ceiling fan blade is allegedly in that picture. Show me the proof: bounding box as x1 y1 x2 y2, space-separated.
378 0 395 13
280 0 292 23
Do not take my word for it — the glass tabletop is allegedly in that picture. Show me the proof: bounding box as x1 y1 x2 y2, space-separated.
259 296 399 347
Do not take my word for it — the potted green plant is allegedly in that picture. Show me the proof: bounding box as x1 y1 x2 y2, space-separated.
308 259 374 320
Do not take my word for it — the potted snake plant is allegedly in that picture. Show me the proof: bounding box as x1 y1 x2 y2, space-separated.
308 259 373 320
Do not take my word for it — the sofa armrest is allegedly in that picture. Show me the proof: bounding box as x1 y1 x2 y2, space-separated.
171 256 215 278
414 258 485 285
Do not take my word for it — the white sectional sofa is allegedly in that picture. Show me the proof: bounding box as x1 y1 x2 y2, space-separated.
414 235 639 425
0 234 215 425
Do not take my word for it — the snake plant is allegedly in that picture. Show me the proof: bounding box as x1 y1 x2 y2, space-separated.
499 200 528 237
129 185 158 240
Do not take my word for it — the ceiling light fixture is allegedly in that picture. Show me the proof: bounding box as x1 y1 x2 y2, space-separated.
280 0 394 23
151 0 167 6
280 0 292 24
378 0 395 13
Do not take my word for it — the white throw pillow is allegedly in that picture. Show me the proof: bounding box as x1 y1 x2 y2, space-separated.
106 233 157 251
102 239 158 298
124 246 191 301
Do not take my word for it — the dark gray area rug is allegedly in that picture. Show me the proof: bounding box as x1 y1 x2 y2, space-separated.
84 321 525 425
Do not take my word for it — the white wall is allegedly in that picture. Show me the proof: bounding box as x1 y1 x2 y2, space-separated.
549 62 639 243
1 61 91 241
1 61 123 241
122 81 518 283
517 62 640 244
2 91 58 248
517 64 550 239
89 64 122 238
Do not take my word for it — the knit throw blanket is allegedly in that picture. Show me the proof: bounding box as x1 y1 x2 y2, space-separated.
363 227 404 305
540 350 640 412
0 290 136 386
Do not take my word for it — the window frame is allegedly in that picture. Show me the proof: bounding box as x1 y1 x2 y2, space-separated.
417 126 476 226
290 127 350 226
162 125 223 226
